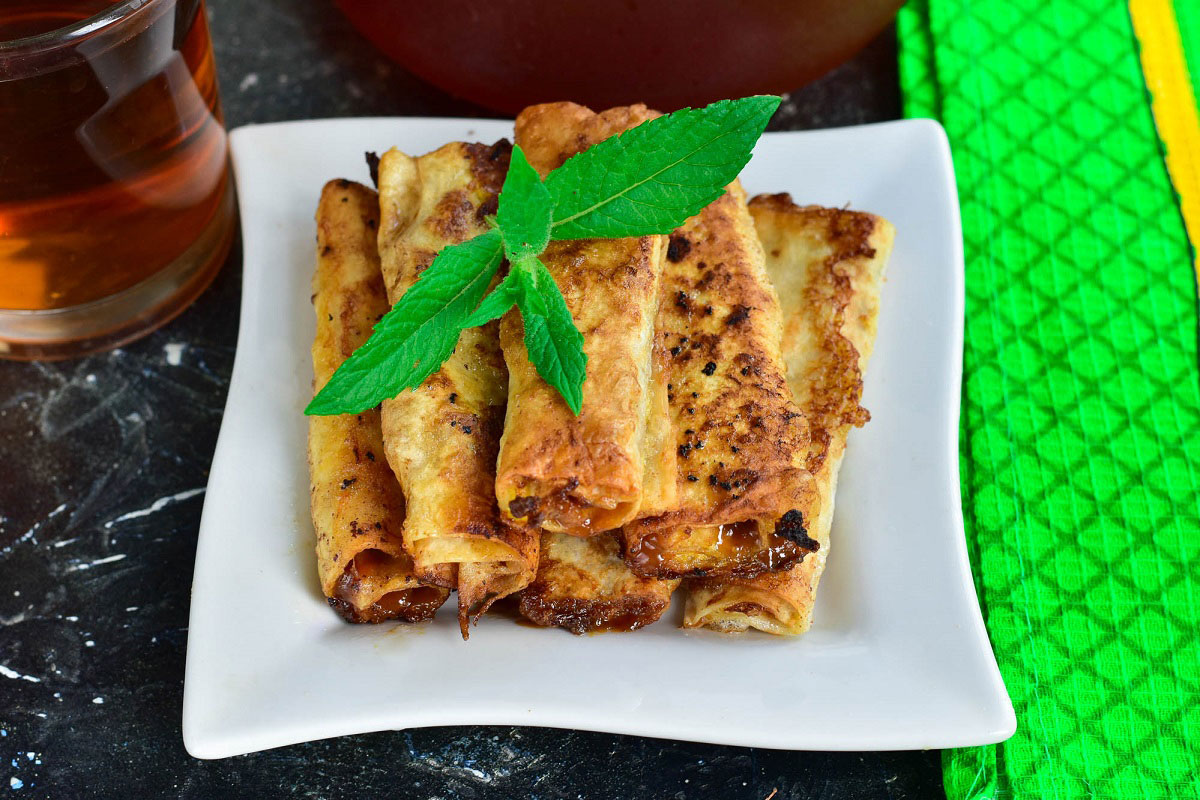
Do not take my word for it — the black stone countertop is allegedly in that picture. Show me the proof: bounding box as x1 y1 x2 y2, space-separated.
0 1 942 797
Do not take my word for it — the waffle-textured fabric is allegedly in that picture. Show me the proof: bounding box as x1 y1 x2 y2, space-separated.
896 1 1200 798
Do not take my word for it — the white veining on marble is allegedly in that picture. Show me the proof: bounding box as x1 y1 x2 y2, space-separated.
102 488 205 529
1 504 67 554
0 610 27 627
64 554 127 573
0 665 41 684
163 343 186 366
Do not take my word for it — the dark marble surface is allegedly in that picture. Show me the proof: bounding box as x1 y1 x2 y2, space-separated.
0 1 942 797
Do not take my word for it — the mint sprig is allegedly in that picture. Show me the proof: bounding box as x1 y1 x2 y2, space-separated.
306 96 780 417
545 96 780 239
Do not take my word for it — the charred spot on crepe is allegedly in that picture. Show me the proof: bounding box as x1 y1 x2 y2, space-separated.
463 138 513 195
666 233 692 263
430 189 480 240
364 151 381 187
726 305 751 326
475 194 499 223
774 509 819 552
410 248 438 277
508 495 541 520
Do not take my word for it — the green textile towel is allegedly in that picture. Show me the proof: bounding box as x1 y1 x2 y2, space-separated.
1179 2 1200 111
896 1 1200 798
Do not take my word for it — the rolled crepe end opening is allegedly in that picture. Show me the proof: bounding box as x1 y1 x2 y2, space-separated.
323 546 406 602
503 483 634 536
682 585 806 636
328 548 448 624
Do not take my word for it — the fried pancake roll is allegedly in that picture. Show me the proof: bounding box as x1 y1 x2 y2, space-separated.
684 196 894 634
618 183 818 580
497 103 672 536
517 532 680 634
309 180 450 624
375 142 539 637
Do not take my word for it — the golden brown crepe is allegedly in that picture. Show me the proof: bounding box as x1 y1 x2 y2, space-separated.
375 141 539 637
618 183 818 580
496 103 672 536
517 532 680 634
308 179 450 624
684 195 894 634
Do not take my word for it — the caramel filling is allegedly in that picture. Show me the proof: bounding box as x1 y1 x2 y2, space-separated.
328 548 443 624
512 486 630 535
626 520 803 578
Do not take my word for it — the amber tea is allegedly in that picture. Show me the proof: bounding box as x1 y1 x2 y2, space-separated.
0 0 231 358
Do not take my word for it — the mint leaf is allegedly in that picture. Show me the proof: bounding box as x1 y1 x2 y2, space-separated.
545 95 781 239
462 255 587 415
460 268 522 328
496 144 553 261
305 229 504 416
513 256 587 415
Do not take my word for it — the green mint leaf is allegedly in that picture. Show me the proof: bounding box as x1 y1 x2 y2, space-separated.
305 229 504 416
460 268 522 328
496 144 553 261
544 95 781 240
512 256 587 415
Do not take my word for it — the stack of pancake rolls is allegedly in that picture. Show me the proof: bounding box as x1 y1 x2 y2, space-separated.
307 102 894 639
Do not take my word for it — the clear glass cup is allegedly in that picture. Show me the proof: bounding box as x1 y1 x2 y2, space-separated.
0 0 233 360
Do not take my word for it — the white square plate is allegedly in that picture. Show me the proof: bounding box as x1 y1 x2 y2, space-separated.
183 117 1014 759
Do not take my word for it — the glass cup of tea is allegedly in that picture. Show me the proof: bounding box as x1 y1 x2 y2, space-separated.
0 0 233 360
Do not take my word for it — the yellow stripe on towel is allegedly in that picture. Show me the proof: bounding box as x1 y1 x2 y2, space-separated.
1130 0 1200 286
